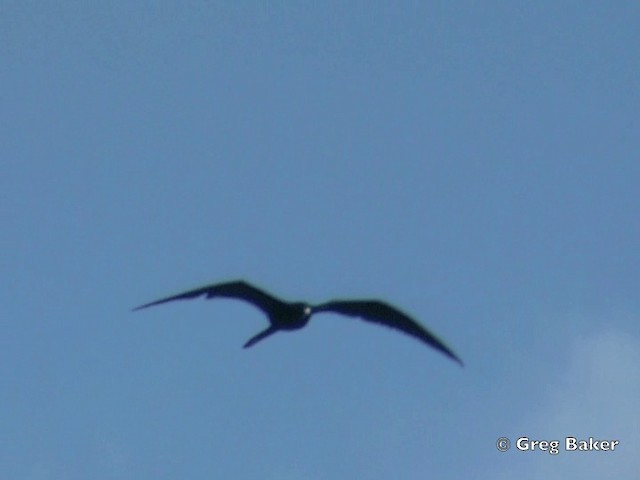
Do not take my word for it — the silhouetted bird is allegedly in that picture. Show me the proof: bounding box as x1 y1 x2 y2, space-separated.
133 280 462 365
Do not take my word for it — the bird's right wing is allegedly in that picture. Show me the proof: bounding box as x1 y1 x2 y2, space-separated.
132 280 285 316
313 300 463 366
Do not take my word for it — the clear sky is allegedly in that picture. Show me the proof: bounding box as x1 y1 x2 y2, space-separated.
2 2 638 479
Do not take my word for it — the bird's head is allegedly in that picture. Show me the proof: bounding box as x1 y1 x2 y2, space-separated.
293 302 312 318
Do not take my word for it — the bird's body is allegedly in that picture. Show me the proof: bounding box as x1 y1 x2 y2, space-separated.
133 280 462 365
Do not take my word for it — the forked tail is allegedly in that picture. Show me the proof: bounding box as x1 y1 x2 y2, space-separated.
243 326 278 348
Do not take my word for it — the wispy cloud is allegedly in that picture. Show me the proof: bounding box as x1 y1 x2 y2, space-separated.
495 327 640 479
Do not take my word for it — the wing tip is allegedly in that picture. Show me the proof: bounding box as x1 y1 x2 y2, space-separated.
441 346 464 367
131 299 167 311
452 355 464 368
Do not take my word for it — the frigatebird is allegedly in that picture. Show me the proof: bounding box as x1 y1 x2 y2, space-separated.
133 280 462 365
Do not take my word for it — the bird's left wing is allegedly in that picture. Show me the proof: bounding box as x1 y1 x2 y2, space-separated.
313 300 463 366
132 280 285 316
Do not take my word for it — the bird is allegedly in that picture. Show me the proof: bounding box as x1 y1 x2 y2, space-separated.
133 280 463 366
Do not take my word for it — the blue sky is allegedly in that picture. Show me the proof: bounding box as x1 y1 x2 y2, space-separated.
2 2 638 478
